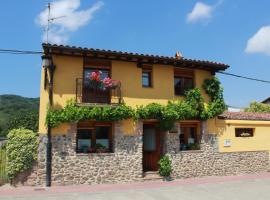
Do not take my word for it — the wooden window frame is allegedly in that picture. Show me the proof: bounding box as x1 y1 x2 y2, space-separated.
142 65 153 88
83 58 112 82
76 121 113 153
179 122 200 151
174 68 195 96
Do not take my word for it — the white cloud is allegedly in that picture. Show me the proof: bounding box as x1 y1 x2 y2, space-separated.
36 0 104 44
245 26 270 56
187 2 213 23
186 1 222 24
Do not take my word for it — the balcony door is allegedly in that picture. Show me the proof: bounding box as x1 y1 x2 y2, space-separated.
143 124 162 172
82 68 111 104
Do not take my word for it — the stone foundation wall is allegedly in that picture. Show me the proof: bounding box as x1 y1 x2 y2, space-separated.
17 120 269 186
25 121 143 186
166 122 269 179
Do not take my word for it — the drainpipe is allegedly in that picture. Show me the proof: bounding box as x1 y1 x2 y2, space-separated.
42 54 56 187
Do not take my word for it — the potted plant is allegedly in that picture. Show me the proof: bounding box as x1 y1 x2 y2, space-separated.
88 147 96 153
158 155 173 181
95 143 108 153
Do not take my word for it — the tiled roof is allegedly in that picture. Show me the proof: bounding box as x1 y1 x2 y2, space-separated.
262 97 270 103
218 112 270 121
42 43 229 72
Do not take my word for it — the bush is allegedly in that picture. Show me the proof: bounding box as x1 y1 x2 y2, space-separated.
245 101 270 113
6 129 38 179
158 155 172 177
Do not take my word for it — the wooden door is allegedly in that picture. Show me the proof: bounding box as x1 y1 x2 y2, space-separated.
143 124 161 172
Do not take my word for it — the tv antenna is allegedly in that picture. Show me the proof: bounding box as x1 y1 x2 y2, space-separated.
45 2 66 43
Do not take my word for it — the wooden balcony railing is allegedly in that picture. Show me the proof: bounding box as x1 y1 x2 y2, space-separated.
76 78 122 105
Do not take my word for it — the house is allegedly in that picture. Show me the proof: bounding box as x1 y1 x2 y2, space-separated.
22 44 270 186
262 97 270 105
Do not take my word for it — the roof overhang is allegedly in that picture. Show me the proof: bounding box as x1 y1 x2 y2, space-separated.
42 43 230 72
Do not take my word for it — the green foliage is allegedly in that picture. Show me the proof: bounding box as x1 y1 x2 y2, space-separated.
0 147 8 183
0 95 39 137
6 129 38 179
158 155 172 177
202 77 223 101
6 112 39 133
46 100 134 127
201 78 227 119
136 103 163 119
244 101 270 113
46 78 226 131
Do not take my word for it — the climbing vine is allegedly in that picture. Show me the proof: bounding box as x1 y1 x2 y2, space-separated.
46 100 134 128
46 78 226 131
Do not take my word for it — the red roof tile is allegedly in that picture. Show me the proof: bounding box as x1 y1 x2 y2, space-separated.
42 43 229 72
218 112 270 121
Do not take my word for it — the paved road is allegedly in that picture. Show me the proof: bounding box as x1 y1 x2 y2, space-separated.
1 174 270 200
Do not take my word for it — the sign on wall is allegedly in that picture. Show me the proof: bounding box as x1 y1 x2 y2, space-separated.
235 128 254 137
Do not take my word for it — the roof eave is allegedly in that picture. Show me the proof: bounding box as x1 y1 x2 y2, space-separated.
42 43 229 72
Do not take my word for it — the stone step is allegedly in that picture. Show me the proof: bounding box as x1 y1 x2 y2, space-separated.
143 171 163 181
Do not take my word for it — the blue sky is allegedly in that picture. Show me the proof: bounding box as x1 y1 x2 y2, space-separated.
0 0 270 108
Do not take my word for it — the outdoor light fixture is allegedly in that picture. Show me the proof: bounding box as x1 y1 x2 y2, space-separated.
42 54 52 68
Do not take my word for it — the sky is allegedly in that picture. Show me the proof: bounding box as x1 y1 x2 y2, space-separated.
0 0 270 108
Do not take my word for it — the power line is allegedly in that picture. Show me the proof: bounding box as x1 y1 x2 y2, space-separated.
0 49 270 85
0 49 42 55
218 71 270 84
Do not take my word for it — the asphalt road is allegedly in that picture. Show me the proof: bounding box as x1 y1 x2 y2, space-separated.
1 177 270 200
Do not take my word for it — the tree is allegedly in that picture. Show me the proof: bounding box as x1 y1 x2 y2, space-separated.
245 101 270 113
6 112 39 134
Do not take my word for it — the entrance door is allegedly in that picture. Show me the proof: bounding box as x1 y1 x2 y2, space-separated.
143 124 161 171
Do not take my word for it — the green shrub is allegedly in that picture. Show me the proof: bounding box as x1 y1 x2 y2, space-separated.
6 129 38 179
158 155 172 177
0 147 8 182
245 101 270 113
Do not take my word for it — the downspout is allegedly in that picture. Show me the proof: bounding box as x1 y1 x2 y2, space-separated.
45 54 56 187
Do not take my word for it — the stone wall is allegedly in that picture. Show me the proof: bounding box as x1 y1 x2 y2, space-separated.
16 120 269 186
24 121 143 186
166 122 269 179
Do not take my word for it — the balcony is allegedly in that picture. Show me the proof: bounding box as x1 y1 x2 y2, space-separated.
76 78 122 106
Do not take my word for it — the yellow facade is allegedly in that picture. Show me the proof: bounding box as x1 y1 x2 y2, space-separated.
39 54 270 155
208 118 270 153
39 55 212 134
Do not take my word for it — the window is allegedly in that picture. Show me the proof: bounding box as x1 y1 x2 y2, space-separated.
143 127 156 151
82 68 111 104
142 68 152 87
235 128 254 137
76 122 112 153
84 68 110 86
174 68 194 96
174 76 194 96
179 123 200 151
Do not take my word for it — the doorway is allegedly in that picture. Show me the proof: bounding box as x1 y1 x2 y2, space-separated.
143 123 161 171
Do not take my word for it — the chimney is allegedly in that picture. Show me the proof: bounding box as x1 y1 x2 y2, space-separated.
175 51 183 60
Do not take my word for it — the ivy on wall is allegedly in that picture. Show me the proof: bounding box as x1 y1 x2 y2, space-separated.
46 78 226 131
46 100 134 127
